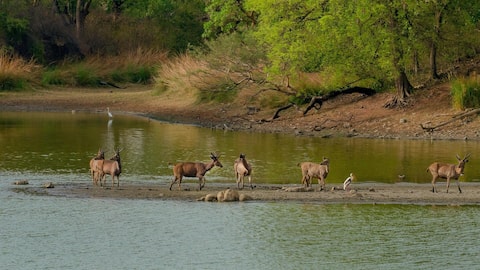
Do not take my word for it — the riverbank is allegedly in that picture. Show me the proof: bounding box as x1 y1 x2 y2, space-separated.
12 181 480 205
0 83 480 140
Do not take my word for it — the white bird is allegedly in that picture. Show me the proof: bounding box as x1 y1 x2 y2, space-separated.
343 173 355 191
107 107 113 118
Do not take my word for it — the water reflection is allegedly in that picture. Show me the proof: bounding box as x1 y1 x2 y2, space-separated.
0 111 479 185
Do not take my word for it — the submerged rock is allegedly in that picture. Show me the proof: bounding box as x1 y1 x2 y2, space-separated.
13 180 29 185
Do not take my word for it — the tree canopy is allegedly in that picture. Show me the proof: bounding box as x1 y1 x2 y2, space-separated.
206 0 480 102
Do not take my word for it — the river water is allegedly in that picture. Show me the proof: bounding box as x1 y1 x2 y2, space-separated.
1 112 480 269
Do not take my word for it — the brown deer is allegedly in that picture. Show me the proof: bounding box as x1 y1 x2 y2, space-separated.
169 153 223 191
298 157 330 190
234 153 253 190
427 154 470 193
101 148 122 187
89 149 105 186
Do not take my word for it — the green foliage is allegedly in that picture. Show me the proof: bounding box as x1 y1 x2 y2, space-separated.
74 66 100 86
203 0 257 39
451 77 480 109
0 74 26 91
41 69 66 86
120 0 205 52
110 65 155 84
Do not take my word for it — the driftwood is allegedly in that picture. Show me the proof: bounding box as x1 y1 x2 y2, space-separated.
420 108 480 132
303 87 376 116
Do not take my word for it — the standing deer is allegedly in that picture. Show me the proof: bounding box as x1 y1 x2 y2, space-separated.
298 157 330 190
234 153 253 189
169 153 223 191
89 149 105 186
101 148 122 187
427 154 470 193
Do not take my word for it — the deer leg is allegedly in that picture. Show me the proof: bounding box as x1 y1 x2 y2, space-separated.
116 175 120 187
169 176 178 191
303 176 310 187
318 177 324 191
446 177 451 193
431 176 437 193
198 176 205 190
456 179 462 193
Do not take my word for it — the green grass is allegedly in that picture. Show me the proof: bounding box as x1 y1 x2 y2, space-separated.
451 77 480 109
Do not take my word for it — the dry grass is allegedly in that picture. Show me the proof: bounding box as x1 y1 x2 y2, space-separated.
0 51 39 82
85 48 168 72
154 53 226 104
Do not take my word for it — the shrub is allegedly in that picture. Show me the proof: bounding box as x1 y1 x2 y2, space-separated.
41 69 66 86
74 66 100 86
451 77 480 109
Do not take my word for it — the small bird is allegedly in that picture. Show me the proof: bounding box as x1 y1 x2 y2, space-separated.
107 107 113 118
343 173 355 191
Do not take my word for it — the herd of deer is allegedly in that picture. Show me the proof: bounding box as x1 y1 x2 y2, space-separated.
89 148 471 194
89 148 122 187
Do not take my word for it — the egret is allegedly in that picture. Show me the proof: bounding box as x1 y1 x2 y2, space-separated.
343 173 355 191
107 107 113 118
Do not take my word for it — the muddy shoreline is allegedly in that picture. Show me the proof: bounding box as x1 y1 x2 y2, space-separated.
11 181 480 205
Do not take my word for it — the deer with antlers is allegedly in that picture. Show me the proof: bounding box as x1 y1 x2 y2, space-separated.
427 154 470 193
169 153 223 191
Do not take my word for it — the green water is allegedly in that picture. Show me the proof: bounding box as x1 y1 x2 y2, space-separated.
1 111 480 269
0 111 478 186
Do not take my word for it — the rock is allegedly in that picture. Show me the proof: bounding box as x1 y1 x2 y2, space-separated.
13 180 29 185
239 193 253 201
204 193 217 202
216 190 225 202
282 186 314 192
43 182 54 188
222 189 240 202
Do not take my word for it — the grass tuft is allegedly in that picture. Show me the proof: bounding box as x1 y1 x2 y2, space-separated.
0 51 38 91
451 76 480 109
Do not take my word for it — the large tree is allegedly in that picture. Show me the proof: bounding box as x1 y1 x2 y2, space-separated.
235 0 479 105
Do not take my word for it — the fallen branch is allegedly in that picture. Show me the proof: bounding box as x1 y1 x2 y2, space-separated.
303 87 376 116
420 108 480 132
272 103 294 119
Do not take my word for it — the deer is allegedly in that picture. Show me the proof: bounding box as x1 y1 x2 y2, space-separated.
89 149 105 186
101 148 122 187
427 154 470 193
298 157 330 190
169 153 223 191
234 153 253 190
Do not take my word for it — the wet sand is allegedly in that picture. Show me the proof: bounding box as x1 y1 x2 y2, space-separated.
13 181 480 205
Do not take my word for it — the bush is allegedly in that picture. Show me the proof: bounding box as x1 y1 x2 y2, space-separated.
41 69 66 86
74 66 100 86
451 77 480 109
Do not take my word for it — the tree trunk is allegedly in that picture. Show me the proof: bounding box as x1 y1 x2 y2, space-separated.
75 0 92 41
430 9 442 80
384 70 413 108
395 70 412 100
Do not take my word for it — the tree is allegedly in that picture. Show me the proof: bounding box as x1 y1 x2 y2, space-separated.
203 0 258 39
